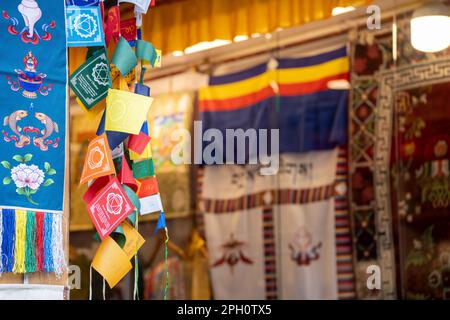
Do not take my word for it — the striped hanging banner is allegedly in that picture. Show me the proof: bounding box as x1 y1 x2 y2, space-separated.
0 1 68 276
199 46 349 160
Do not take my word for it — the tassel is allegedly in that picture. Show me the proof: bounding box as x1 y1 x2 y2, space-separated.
25 211 37 273
0 210 3 275
13 210 26 273
35 212 44 271
2 209 15 272
51 213 66 278
43 213 53 272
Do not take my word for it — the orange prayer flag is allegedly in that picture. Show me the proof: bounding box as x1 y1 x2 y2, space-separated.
79 133 116 185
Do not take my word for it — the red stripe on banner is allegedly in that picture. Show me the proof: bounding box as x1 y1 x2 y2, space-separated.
199 86 274 112
279 73 349 96
35 211 44 271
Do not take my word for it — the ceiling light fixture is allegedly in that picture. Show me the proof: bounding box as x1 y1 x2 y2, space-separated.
411 1 450 52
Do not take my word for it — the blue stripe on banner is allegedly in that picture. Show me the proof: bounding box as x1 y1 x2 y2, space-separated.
201 98 276 162
1 209 15 272
277 46 347 69
209 63 268 85
279 90 348 153
43 212 53 272
0 1 67 211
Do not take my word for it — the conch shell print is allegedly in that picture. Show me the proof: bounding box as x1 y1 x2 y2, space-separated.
2 0 55 44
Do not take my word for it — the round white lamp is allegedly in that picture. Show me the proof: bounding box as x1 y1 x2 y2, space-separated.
411 1 450 52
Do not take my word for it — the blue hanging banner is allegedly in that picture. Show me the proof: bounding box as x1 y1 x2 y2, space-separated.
0 0 68 211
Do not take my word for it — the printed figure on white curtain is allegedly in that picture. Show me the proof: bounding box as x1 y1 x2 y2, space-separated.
212 233 253 272
289 226 322 266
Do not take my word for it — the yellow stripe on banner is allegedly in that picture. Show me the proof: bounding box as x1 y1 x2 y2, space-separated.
199 57 349 101
277 57 350 84
199 72 274 101
13 210 27 273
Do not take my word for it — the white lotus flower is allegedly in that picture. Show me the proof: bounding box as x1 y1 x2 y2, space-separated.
11 163 45 190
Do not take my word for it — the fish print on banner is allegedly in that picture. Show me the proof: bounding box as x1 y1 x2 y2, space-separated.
0 0 67 211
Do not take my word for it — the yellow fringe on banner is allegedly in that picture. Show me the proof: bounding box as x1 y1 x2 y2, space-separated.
13 210 27 273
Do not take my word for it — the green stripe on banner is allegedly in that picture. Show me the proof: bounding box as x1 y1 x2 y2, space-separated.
25 211 37 273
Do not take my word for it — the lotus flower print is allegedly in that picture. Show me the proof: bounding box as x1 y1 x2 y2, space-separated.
106 193 123 215
1 153 56 205
11 163 44 190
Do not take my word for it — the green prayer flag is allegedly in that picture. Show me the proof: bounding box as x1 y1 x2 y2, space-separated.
112 36 138 75
69 50 112 109
132 159 155 179
136 39 157 67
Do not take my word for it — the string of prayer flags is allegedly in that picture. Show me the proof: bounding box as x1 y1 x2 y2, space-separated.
105 89 153 135
69 50 112 110
112 37 138 76
66 5 105 47
0 210 66 276
79 133 115 185
87 177 134 240
67 0 168 292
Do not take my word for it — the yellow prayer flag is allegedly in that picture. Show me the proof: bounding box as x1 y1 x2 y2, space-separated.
92 236 132 288
121 221 145 259
105 89 153 135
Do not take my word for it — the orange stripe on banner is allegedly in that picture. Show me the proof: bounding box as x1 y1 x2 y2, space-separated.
278 73 349 96
199 85 274 112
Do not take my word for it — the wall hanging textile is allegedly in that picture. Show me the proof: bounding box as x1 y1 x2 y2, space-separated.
197 148 355 299
349 15 450 299
66 0 167 294
0 0 68 278
199 46 349 162
383 63 450 300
